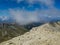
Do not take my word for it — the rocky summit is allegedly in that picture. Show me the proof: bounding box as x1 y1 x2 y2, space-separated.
1 22 60 45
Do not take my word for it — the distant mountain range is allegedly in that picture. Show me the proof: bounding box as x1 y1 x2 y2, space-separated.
1 21 60 45
23 22 43 29
0 18 60 30
0 23 29 43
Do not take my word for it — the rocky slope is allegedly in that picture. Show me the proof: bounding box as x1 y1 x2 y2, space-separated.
0 23 28 43
1 22 60 45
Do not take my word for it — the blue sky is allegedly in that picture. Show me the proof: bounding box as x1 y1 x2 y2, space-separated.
55 0 60 9
0 0 60 24
0 0 60 10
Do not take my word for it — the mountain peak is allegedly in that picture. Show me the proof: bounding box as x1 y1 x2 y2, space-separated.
1 21 60 45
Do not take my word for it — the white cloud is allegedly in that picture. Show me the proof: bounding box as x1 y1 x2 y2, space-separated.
9 9 40 25
26 0 54 5
0 16 9 21
8 7 60 25
17 0 54 7
1 0 60 25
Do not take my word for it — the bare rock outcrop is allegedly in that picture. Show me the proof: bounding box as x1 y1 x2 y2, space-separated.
1 22 60 45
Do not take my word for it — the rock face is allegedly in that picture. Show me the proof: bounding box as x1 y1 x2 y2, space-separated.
1 22 60 45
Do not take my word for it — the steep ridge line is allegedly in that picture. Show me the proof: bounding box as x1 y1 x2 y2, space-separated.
1 21 60 45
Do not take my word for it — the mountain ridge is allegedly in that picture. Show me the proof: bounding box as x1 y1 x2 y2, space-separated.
1 21 60 45
0 23 29 43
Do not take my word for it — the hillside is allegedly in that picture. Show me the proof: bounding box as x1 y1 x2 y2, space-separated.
1 21 60 45
0 23 28 43
24 22 43 29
